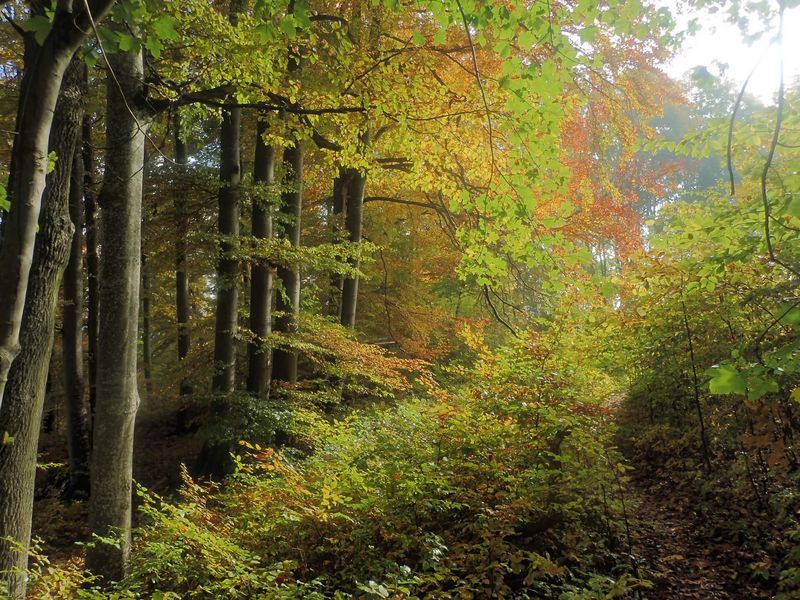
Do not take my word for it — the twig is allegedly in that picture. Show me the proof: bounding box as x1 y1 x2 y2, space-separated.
761 1 800 279
454 0 496 190
727 65 758 198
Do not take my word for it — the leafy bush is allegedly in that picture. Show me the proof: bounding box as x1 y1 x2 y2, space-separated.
90 333 641 598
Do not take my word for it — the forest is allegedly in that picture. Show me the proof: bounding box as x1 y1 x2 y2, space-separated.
0 0 799 598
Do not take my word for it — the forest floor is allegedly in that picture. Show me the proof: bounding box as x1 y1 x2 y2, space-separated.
31 403 782 599
629 479 773 600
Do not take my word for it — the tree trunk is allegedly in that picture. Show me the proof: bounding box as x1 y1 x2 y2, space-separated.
141 249 153 398
83 115 99 424
0 56 84 600
86 44 150 583
174 114 191 396
247 119 275 398
211 108 241 395
62 71 90 499
197 76 242 477
330 171 346 318
0 1 115 410
271 143 303 384
340 167 366 329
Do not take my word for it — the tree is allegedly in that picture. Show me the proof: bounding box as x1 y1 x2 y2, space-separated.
271 16 304 384
0 56 85 600
339 165 367 329
174 112 192 396
271 140 303 383
0 0 115 408
62 65 91 500
247 118 275 397
86 39 151 582
196 0 245 478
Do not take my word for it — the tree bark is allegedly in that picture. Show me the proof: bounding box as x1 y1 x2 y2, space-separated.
0 0 115 410
174 114 191 396
339 167 366 329
0 56 84 600
330 171 346 318
247 119 275 398
211 108 241 395
271 0 303 386
271 143 303 384
83 115 99 423
86 43 150 583
141 248 153 398
197 44 243 476
62 69 90 499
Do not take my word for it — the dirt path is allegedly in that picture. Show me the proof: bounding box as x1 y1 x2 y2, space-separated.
629 481 771 600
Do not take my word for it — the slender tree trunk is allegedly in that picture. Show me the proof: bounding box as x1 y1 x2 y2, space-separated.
199 109 241 475
0 1 115 410
330 171 346 318
340 167 366 329
83 115 99 424
62 70 90 499
197 57 243 476
271 1 303 386
0 56 84 600
174 115 191 396
247 119 275 398
681 300 712 473
271 143 303 384
86 44 150 583
211 108 241 395
141 249 153 398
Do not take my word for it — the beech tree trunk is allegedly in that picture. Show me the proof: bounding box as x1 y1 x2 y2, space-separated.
86 44 150 583
174 116 191 396
141 248 153 398
62 71 90 499
271 143 303 384
330 172 346 318
83 115 99 422
0 0 115 410
211 108 241 395
247 119 275 398
340 167 366 329
0 56 84 600
197 73 242 477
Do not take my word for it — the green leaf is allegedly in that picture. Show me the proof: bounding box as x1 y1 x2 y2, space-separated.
47 151 57 175
117 33 137 52
599 281 615 298
27 15 53 46
0 184 7 212
518 29 535 48
747 374 778 401
783 199 800 218
152 15 180 41
578 26 598 43
145 37 164 59
83 50 99 69
97 26 121 53
280 15 297 39
412 31 425 45
707 364 746 395
778 303 800 327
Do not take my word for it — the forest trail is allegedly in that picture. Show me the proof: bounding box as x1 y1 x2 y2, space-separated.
630 481 771 600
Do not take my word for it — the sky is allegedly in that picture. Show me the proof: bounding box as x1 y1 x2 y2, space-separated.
665 2 800 104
